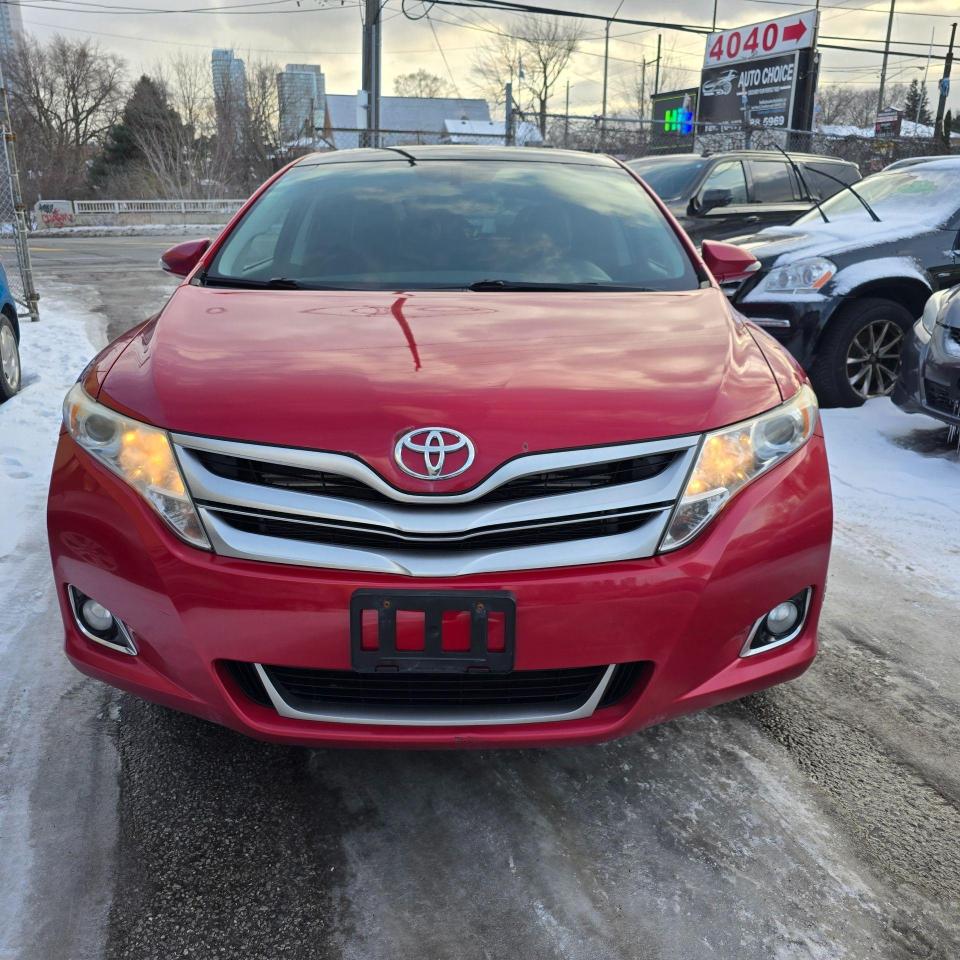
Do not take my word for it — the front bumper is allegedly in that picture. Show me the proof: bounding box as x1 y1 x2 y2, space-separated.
48 431 833 748
734 296 836 371
893 322 960 425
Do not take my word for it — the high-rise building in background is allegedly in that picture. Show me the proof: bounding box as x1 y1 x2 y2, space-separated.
277 64 326 144
0 0 24 60
211 49 249 139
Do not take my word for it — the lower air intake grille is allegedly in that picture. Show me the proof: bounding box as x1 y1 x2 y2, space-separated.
925 379 958 416
225 661 650 716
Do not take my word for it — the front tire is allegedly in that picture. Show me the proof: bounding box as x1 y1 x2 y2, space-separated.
810 298 913 408
0 313 21 402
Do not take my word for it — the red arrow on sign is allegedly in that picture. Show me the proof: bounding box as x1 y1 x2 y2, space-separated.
783 19 807 42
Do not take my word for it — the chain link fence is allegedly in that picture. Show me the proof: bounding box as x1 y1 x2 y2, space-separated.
0 66 38 321
305 117 951 176
537 112 951 172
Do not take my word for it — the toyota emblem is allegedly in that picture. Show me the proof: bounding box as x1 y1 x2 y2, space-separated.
394 427 475 481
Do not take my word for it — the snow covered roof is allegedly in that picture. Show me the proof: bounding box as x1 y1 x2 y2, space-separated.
321 94 491 149
819 120 958 139
441 118 544 146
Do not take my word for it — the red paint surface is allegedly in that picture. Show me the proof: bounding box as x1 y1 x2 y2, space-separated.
96 285 780 494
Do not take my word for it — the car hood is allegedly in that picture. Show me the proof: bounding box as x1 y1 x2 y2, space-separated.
99 285 782 493
733 215 933 267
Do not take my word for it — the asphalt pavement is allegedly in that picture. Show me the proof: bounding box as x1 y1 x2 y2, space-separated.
4 235 960 960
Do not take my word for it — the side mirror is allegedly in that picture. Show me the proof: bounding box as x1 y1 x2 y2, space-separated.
701 240 761 284
160 238 211 277
699 188 733 214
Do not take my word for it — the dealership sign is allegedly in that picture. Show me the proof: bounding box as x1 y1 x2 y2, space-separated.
704 10 818 67
698 10 819 135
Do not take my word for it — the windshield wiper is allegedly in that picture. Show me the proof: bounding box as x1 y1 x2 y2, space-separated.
808 167 881 222
467 279 654 292
202 275 306 289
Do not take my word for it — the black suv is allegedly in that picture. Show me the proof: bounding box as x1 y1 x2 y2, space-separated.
628 151 861 243
733 159 960 407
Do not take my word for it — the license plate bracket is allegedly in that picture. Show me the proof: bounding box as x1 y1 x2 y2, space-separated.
350 589 516 674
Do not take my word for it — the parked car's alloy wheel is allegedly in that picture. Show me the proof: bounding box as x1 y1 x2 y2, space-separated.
810 298 913 407
0 313 21 402
846 319 904 399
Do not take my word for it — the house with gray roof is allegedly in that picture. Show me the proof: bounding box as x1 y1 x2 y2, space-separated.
320 94 491 149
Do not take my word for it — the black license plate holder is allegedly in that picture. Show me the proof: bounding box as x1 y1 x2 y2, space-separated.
350 589 516 674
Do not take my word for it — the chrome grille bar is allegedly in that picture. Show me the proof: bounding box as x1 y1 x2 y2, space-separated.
175 433 698 575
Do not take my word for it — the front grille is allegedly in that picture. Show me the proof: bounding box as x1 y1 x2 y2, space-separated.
206 504 664 553
195 449 677 505
176 433 696 574
924 378 959 416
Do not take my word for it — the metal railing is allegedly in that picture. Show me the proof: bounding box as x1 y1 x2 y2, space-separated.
72 199 245 215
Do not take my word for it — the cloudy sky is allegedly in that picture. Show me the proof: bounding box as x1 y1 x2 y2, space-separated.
21 0 960 116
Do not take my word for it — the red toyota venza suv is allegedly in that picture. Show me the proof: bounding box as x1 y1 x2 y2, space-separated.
48 146 832 749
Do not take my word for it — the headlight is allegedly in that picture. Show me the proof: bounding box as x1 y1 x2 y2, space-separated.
660 384 818 552
752 257 836 296
920 290 946 335
62 383 210 549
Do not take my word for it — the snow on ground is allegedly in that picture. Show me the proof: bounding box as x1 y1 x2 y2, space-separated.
0 290 99 579
822 399 960 600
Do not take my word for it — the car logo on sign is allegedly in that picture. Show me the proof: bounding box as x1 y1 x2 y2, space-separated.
394 428 475 481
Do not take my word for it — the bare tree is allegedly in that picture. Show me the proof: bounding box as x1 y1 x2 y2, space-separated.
7 34 126 201
394 69 454 99
816 82 908 128
473 16 583 135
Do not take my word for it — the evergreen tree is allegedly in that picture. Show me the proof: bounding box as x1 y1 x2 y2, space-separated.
91 76 182 187
903 78 932 126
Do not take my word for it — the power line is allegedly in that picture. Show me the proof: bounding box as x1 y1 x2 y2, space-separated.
424 0 952 61
737 0 960 18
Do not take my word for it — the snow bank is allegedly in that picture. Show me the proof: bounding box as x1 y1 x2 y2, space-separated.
29 223 224 239
0 291 99 567
822 399 960 601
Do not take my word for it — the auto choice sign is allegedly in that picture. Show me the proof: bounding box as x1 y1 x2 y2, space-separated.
698 10 819 134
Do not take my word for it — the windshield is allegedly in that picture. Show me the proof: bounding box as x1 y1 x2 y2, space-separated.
205 159 700 292
796 166 960 224
628 157 708 202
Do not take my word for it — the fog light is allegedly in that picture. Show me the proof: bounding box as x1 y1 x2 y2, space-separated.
741 588 812 657
81 599 114 633
67 585 137 656
765 601 800 637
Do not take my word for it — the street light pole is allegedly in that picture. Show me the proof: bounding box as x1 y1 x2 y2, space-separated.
601 0 625 141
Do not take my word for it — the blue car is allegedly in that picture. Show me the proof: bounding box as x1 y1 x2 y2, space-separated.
0 261 20 402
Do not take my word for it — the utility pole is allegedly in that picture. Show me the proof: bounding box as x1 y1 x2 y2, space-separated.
877 0 896 119
917 29 934 126
654 34 662 95
361 0 382 147
564 79 570 148
712 0 718 32
505 81 515 146
639 59 646 124
934 21 956 144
